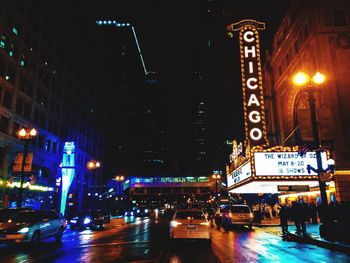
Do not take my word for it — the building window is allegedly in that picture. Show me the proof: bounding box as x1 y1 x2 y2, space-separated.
0 115 10 134
38 134 45 149
12 121 20 137
18 75 33 97
52 141 57 154
333 10 347 26
322 11 333 26
0 146 4 169
45 139 51 152
15 98 23 115
0 58 5 77
2 90 13 109
0 34 6 49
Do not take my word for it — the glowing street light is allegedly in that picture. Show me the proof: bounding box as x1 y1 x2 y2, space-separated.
212 172 221 195
115 175 125 196
292 71 331 217
87 160 101 209
16 127 38 208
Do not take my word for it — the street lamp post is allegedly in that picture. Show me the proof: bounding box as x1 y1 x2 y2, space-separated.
212 172 221 195
292 71 331 216
87 160 101 209
16 127 37 208
115 175 125 197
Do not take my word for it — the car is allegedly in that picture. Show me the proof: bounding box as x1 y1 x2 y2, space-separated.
135 207 150 217
221 204 254 230
169 209 211 245
69 211 104 230
124 208 135 217
94 209 111 223
0 209 66 244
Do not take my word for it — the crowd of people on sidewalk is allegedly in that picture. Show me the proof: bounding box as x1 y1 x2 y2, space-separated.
278 200 350 242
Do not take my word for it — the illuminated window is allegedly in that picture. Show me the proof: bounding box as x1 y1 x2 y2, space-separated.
20 54 25 67
0 34 6 48
45 139 51 152
12 27 18 35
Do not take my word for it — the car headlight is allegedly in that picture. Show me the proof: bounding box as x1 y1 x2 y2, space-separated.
18 227 29 233
137 210 140 213
145 209 149 213
130 212 134 216
83 217 91 224
70 219 77 224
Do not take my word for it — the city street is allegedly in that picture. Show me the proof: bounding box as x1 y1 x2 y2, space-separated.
1 216 349 263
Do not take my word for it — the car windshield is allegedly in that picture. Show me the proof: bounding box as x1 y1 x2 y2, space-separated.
176 211 204 219
230 206 251 213
10 211 40 223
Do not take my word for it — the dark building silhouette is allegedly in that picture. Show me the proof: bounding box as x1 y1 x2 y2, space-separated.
0 0 105 211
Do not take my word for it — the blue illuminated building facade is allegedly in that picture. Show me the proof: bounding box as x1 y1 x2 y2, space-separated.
0 1 105 212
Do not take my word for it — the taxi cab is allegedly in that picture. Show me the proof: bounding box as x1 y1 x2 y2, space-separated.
169 209 211 245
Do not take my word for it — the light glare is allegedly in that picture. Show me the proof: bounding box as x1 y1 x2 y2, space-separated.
292 71 310 86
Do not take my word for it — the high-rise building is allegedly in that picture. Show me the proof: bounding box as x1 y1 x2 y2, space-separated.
190 0 226 176
138 72 168 176
0 0 105 212
103 26 169 177
264 0 350 202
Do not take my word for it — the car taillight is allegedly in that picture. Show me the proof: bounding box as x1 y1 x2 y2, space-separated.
170 220 182 227
249 213 254 218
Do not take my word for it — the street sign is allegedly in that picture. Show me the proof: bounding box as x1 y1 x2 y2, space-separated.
277 185 310 192
13 153 33 172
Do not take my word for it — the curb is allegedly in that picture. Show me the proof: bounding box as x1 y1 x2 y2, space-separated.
288 233 350 254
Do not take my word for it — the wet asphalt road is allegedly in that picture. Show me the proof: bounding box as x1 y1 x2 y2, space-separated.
1 216 350 263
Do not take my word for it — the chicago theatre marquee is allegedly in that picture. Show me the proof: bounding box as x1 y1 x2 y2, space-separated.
225 20 334 198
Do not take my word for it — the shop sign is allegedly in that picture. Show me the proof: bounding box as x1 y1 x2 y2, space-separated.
277 185 310 192
229 140 243 163
254 151 328 176
227 162 252 188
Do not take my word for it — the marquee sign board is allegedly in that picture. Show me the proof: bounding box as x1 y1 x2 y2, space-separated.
227 161 252 188
227 20 269 147
254 151 328 176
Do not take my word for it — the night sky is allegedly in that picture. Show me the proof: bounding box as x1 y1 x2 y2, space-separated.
77 0 291 175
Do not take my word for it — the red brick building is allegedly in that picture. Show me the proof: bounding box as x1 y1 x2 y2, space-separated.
264 0 350 202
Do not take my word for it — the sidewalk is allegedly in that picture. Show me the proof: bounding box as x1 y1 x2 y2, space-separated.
255 218 350 253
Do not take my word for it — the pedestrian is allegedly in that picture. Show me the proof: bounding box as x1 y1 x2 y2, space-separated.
299 202 308 235
273 203 280 218
291 201 301 234
309 202 318 224
279 204 289 238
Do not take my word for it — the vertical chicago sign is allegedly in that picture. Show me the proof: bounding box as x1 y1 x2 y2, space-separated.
227 20 269 147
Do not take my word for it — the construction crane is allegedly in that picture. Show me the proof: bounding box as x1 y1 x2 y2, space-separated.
96 20 150 76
